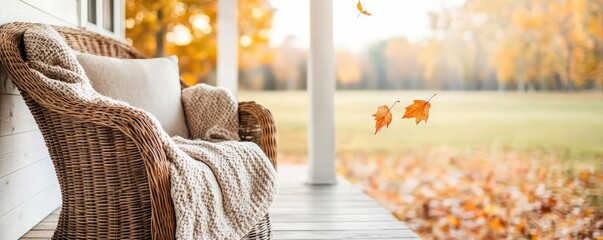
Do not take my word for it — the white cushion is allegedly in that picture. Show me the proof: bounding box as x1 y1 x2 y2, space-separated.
76 53 189 138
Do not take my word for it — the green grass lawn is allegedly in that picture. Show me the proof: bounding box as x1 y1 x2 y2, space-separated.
239 91 603 162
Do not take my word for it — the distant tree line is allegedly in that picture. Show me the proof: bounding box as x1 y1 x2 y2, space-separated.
126 0 603 91
240 0 603 91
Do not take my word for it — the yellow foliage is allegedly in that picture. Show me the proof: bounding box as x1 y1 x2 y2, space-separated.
126 0 273 85
423 0 603 90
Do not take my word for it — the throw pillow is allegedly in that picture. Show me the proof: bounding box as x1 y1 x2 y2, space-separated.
76 53 189 138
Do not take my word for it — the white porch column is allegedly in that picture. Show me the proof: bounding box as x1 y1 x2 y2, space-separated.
217 0 238 96
307 0 337 185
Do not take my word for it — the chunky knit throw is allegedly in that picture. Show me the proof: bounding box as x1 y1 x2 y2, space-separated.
181 83 240 142
23 25 278 240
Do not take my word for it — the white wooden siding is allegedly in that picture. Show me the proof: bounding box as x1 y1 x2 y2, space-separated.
0 0 123 238
19 0 80 25
0 0 80 26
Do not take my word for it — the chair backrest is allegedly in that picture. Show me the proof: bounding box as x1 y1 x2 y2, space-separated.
57 26 145 59
0 22 175 239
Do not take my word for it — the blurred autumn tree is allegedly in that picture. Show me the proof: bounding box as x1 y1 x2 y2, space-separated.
330 0 603 92
125 0 274 86
421 0 603 91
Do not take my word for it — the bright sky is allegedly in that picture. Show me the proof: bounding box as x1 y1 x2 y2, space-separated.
269 0 466 52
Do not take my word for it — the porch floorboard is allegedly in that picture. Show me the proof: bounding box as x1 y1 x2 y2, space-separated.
20 165 420 239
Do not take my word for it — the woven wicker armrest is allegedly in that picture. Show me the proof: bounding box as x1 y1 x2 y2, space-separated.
238 101 278 169
29 94 176 239
26 93 176 239
0 23 176 239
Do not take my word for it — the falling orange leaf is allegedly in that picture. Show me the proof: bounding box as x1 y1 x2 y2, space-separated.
357 1 372 17
372 101 399 135
403 94 436 124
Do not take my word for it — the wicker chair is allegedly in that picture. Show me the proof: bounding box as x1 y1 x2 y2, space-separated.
0 22 277 239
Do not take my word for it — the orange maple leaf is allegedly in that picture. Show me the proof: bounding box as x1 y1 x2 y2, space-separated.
372 101 399 135
402 94 436 124
357 1 372 17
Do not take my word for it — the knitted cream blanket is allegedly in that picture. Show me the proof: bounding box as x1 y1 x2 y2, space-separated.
172 84 278 239
22 25 278 239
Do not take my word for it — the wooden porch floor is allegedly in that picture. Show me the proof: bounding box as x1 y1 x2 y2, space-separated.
21 165 420 239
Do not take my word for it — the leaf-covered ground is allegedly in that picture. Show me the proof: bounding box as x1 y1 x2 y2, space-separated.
337 149 603 240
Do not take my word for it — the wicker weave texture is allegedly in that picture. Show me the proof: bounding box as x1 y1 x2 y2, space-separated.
0 22 277 240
